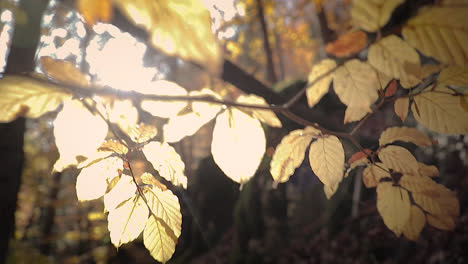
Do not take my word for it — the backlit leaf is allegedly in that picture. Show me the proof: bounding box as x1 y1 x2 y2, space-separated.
368 35 421 88
306 59 336 108
394 97 409 122
333 59 379 123
143 212 178 263
40 56 89 86
141 172 167 191
377 182 411 236
0 75 71 122
402 206 426 241
53 100 108 171
104 174 136 212
142 142 187 189
144 187 182 238
379 126 433 147
108 195 148 247
211 108 266 184
411 87 468 134
308 135 345 198
127 123 158 144
362 163 390 188
76 156 123 201
351 0 405 32
236 94 282 127
378 145 419 175
113 0 222 75
77 0 112 27
140 80 188 119
325 31 367 57
98 140 128 155
402 7 468 66
270 127 320 184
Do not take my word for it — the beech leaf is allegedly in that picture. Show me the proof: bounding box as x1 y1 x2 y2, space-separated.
306 59 337 108
379 126 434 147
377 182 411 237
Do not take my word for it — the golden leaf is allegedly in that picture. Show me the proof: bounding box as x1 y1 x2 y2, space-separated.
378 145 419 175
127 123 158 144
402 206 426 241
308 135 345 199
333 59 379 123
103 99 139 135
53 100 108 171
368 35 422 88
437 66 468 89
270 127 320 184
325 31 367 58
362 163 390 188
306 59 337 108
421 64 443 79
104 174 136 212
418 162 439 178
40 56 89 87
77 0 112 27
141 172 167 191
461 95 468 112
76 156 123 201
379 126 433 147
402 7 468 67
98 140 128 155
142 142 187 189
0 75 71 122
377 182 411 236
107 195 148 247
236 94 282 127
140 80 188 118
211 108 266 184
113 0 222 75
190 88 223 117
394 97 409 122
351 0 405 32
143 187 181 263
412 87 468 134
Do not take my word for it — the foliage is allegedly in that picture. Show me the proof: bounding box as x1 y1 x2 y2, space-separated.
1 0 468 262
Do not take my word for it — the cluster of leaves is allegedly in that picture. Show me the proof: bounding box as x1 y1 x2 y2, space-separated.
0 0 467 262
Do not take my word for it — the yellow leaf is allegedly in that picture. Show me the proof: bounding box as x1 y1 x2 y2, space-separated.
98 140 128 155
325 31 367 58
377 182 411 236
343 106 370 124
421 64 443 79
190 88 223 117
104 174 136 212
53 100 108 171
127 123 158 144
460 95 468 112
107 195 148 247
142 142 187 189
306 59 337 107
140 80 188 118
394 97 409 122
362 163 391 188
379 126 433 147
377 70 392 90
427 214 456 231
40 56 89 87
351 0 405 32
368 35 422 88
236 94 282 127
308 135 345 199
164 112 211 143
333 59 379 123
437 66 468 89
141 172 167 191
270 127 320 184
402 206 426 241
76 156 123 201
143 187 181 263
378 145 419 175
113 0 222 75
77 0 112 27
0 75 71 122
402 7 468 67
103 99 139 134
412 87 468 134
211 108 266 184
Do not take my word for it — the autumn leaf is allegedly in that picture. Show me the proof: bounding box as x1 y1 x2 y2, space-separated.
142 142 187 189
236 94 282 127
411 87 468 134
394 97 409 122
379 126 434 147
101 99 139 135
333 59 379 123
378 145 419 175
402 206 426 241
107 195 148 247
113 0 222 75
368 35 422 88
103 174 136 212
325 31 367 57
377 182 411 237
270 127 320 184
40 56 89 86
211 108 266 184
141 172 167 191
351 0 405 32
127 123 158 144
0 75 71 122
384 80 398 97
421 64 443 79
140 80 188 119
98 140 128 155
362 163 391 188
143 187 181 263
77 0 112 27
402 6 468 66
418 162 439 178
308 135 345 199
437 66 468 91
306 59 337 108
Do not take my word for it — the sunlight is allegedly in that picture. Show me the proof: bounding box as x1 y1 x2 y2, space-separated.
0 10 13 75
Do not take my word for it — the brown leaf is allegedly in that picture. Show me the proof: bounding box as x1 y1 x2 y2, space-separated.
77 0 113 27
384 80 398 97
325 31 367 57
